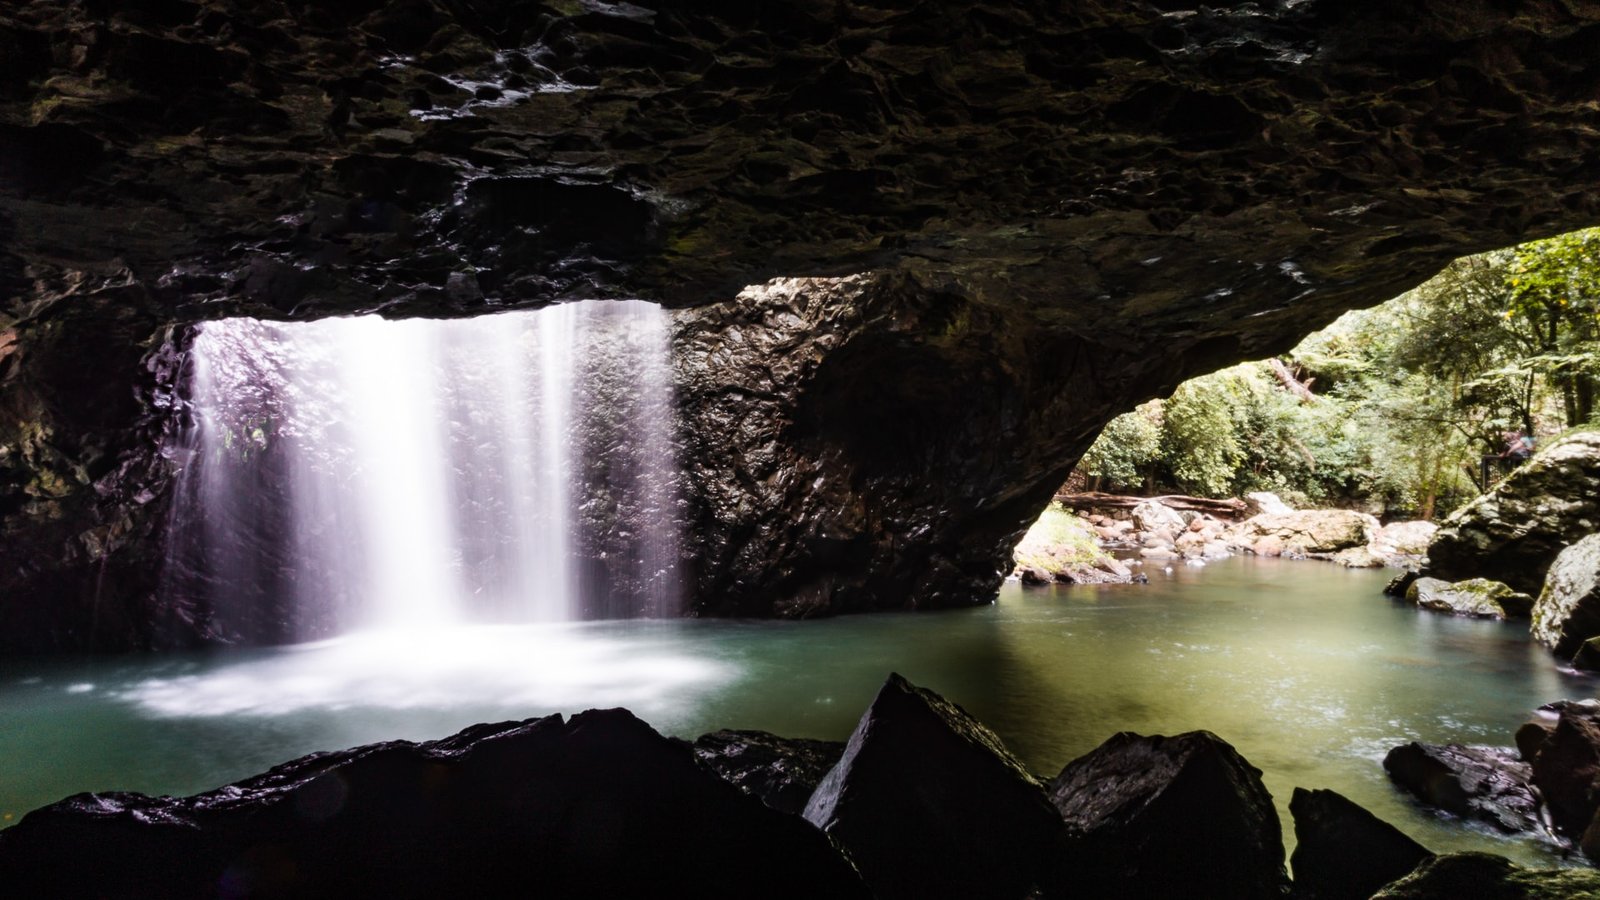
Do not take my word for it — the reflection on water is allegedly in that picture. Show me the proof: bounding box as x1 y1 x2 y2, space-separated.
2 556 1596 866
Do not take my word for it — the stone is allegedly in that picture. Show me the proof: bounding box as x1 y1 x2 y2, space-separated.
1370 852 1600 899
1376 521 1439 559
802 673 1060 900
1405 577 1534 620
1528 708 1600 840
1332 545 1384 568
692 729 846 817
1530 533 1600 665
1020 565 1054 586
1426 432 1600 595
1514 700 1600 762
1385 570 1421 598
1288 787 1432 900
1140 547 1177 561
1226 510 1379 557
0 709 870 898
1253 536 1285 558
1132 500 1188 536
1244 492 1295 516
1382 743 1540 835
1040 731 1287 900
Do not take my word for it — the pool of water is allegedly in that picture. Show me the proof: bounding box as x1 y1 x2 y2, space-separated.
2 556 1593 866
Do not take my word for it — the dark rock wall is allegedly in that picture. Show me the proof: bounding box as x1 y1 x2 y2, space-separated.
2 1 1600 643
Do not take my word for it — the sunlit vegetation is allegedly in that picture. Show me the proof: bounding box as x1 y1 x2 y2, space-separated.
1076 228 1600 518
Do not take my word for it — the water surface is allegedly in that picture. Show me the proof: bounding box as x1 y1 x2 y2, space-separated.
3 556 1592 867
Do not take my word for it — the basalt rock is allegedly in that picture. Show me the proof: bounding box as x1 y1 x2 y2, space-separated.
4 2 1600 641
692 729 845 817
1531 533 1600 666
1382 742 1541 835
802 673 1060 900
1041 730 1288 900
1528 705 1600 841
1370 852 1600 900
0 708 871 899
1288 787 1433 900
1426 432 1600 595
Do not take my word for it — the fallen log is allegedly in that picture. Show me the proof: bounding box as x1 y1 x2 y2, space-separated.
1052 492 1249 519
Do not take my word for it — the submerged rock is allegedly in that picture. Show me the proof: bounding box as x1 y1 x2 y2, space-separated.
1288 787 1432 900
1405 577 1534 620
1426 432 1600 595
1531 533 1600 667
1382 742 1540 835
802 673 1060 900
1370 852 1600 899
1041 730 1287 900
692 729 846 817
0 710 870 899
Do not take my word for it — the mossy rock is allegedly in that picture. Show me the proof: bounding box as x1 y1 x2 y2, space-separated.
1370 852 1600 899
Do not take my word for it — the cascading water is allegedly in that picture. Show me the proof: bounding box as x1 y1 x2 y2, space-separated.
160 300 683 643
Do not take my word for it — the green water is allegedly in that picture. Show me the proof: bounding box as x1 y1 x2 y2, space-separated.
1 556 1593 866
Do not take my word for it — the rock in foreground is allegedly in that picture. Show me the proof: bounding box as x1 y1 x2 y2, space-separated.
1531 533 1600 667
691 729 845 816
803 672 1060 900
1288 787 1432 900
1042 730 1287 900
0 710 870 900
1371 852 1600 899
1382 742 1541 835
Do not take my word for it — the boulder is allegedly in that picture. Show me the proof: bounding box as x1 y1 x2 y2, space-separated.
1528 707 1600 840
1530 533 1600 666
1132 500 1188 536
1426 431 1600 595
1245 492 1295 516
1515 699 1600 762
0 710 870 899
1376 521 1439 560
1333 545 1385 568
1040 731 1287 900
1382 743 1540 834
1370 851 1600 899
1288 787 1432 900
692 730 846 817
1385 570 1421 598
802 673 1060 900
1226 510 1379 557
1405 577 1534 620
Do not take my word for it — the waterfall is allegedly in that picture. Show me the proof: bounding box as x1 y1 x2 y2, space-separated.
161 300 683 643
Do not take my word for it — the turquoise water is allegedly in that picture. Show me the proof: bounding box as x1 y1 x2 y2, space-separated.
1 556 1592 866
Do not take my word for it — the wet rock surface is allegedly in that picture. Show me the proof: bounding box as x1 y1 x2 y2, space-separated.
803 672 1060 900
1042 730 1288 900
1426 432 1600 595
1288 787 1433 900
1370 852 1600 900
4 3 1600 642
0 708 871 899
691 729 844 817
1531 533 1600 666
1382 742 1541 835
1406 577 1534 620
1527 705 1600 843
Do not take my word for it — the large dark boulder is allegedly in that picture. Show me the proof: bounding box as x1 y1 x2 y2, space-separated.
1040 730 1288 900
1528 705 1600 841
0 709 870 899
802 673 1060 900
1382 742 1541 835
692 729 845 817
1531 533 1600 666
1288 787 1432 900
1426 432 1600 595
1370 852 1600 900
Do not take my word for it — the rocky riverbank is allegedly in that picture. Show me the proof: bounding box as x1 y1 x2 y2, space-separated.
5 674 1593 899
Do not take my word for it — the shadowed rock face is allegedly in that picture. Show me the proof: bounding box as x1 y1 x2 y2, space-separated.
3 1 1600 646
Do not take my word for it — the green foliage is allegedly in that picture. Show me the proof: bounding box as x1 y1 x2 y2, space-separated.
1078 401 1162 489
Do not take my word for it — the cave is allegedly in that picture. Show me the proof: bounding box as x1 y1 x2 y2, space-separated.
3 0 1600 893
